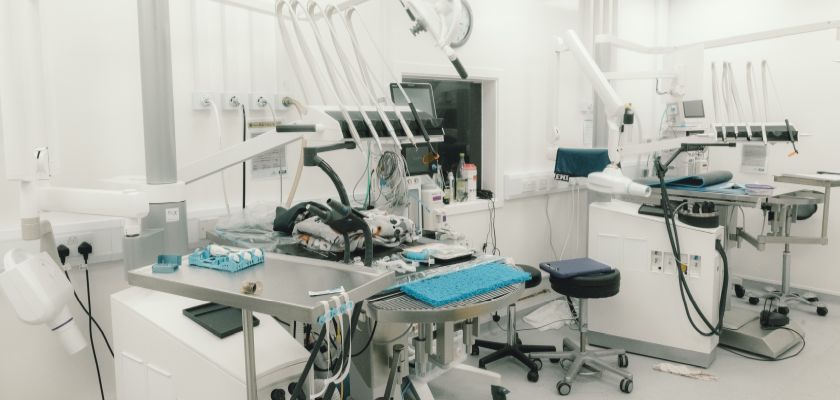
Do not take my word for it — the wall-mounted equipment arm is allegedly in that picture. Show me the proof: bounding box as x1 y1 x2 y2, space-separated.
178 132 305 184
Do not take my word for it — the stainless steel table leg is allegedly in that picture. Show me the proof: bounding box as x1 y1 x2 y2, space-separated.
242 309 258 400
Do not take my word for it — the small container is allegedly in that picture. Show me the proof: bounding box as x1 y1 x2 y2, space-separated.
464 163 477 201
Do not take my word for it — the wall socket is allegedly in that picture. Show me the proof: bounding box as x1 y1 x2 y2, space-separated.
56 233 94 267
223 92 248 110
192 92 219 110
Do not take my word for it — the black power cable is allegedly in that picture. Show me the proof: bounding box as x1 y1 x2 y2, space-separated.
242 104 247 210
64 271 114 357
58 244 114 357
352 320 378 357
86 268 105 400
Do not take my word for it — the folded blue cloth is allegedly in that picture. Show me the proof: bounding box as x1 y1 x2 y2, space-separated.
540 258 613 279
637 170 733 189
554 148 611 179
401 263 531 307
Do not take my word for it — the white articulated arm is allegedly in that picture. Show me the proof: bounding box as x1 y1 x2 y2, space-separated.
561 30 630 165
559 29 650 198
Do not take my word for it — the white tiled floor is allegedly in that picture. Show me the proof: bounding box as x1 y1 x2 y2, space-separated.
426 299 840 400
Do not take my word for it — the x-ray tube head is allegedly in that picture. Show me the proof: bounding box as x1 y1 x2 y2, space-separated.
587 165 651 197
0 250 87 354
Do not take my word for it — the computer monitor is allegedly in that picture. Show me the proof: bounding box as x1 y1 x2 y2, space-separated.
682 100 705 119
390 82 438 118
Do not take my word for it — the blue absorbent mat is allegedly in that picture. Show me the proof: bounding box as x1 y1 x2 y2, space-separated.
400 263 531 307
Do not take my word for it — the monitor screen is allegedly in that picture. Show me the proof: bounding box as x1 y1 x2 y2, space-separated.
391 83 437 118
682 100 705 119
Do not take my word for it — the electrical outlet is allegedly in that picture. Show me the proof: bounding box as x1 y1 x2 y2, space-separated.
274 94 289 111
56 233 94 266
536 178 549 191
223 92 248 110
249 93 274 111
650 250 663 273
663 252 675 275
522 180 536 193
689 254 701 277
192 92 218 110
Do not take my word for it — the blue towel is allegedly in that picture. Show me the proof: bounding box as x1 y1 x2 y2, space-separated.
637 170 733 189
554 148 611 180
401 263 531 307
540 258 612 279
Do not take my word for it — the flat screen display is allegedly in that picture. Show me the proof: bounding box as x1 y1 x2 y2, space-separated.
683 100 705 119
391 83 437 118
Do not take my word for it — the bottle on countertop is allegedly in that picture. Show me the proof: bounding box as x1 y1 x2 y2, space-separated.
455 153 468 202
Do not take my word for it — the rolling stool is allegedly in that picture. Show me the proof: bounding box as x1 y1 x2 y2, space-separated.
473 264 557 382
533 265 633 396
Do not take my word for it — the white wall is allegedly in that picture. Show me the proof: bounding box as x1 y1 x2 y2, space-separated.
667 0 840 294
0 1 587 399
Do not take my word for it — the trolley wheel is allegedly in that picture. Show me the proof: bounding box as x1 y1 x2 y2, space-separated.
527 370 539 383
817 306 829 316
620 379 634 394
618 354 629 368
560 359 573 369
556 382 571 396
734 284 746 298
748 297 760 305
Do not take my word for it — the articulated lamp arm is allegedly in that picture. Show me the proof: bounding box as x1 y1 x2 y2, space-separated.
561 29 632 165
559 30 649 197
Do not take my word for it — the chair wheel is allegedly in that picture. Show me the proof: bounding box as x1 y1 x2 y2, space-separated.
556 382 571 396
560 359 573 369
532 358 543 371
807 296 820 303
748 297 760 305
734 284 745 298
777 306 790 315
471 344 480 356
550 358 561 364
618 354 629 368
817 306 829 316
620 379 633 394
527 370 539 383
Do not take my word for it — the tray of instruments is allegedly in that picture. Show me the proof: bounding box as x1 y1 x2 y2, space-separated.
127 251 395 324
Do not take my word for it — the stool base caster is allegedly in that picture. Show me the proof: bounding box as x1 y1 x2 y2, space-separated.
620 379 633 394
556 382 571 396
527 370 539 383
618 354 629 368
